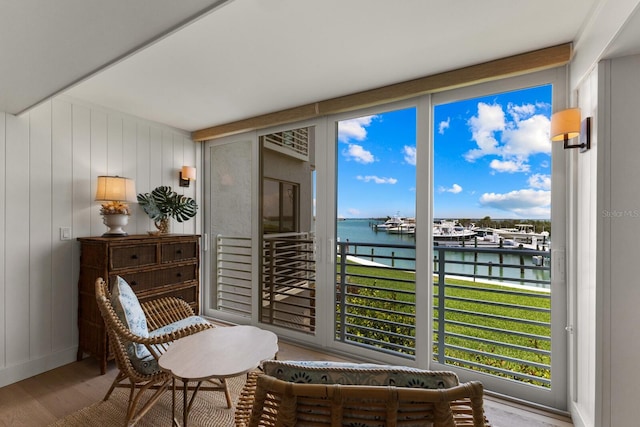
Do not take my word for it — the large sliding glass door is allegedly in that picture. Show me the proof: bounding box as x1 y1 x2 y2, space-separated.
429 68 568 409
327 102 424 365
203 67 568 410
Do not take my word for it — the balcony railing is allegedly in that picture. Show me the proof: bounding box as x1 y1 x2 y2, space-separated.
216 234 552 387
261 233 316 333
336 241 552 387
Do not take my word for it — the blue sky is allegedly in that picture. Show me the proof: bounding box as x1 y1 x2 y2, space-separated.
337 85 553 219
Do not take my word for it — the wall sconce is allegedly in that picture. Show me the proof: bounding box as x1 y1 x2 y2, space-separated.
550 108 591 153
179 166 196 187
95 176 137 237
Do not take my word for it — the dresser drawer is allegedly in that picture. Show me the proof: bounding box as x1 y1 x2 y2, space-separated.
161 241 198 263
115 264 197 293
110 244 158 270
139 284 198 307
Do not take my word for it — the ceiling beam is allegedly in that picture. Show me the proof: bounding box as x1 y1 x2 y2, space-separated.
192 43 572 142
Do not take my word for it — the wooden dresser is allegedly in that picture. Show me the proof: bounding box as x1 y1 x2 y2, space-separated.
77 234 201 374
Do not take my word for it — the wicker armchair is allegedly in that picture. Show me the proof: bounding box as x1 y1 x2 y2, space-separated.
95 277 214 426
236 368 490 427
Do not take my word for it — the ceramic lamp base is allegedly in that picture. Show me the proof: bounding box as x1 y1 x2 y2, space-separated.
102 214 130 237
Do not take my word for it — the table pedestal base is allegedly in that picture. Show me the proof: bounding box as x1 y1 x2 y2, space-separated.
171 377 231 427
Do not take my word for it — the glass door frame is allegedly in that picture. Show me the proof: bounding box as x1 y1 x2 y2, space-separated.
320 98 429 366
428 67 569 410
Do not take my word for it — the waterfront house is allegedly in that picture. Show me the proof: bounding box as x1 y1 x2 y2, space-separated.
1 2 638 427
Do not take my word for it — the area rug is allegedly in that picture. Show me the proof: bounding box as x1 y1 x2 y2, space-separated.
49 375 246 427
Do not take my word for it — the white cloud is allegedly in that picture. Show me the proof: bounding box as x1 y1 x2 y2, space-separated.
343 144 375 164
347 208 361 216
508 103 536 121
438 118 450 134
465 103 505 161
438 183 462 194
479 189 550 217
338 115 377 143
528 173 551 190
500 114 551 158
403 146 416 165
464 101 552 173
489 159 530 173
357 175 398 184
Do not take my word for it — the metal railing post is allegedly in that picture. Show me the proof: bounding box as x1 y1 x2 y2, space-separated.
437 247 447 364
338 242 348 342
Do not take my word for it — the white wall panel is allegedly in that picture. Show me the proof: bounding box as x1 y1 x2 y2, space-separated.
5 113 30 365
29 100 53 358
573 67 599 427
149 127 163 194
107 114 123 176
0 96 199 387
162 131 174 187
0 113 5 368
606 54 640 427
72 104 93 247
90 110 108 236
135 124 151 233
51 99 74 352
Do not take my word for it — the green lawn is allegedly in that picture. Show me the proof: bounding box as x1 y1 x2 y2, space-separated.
337 262 552 387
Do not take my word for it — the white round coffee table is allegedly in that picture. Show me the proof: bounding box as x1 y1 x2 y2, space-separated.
159 325 278 426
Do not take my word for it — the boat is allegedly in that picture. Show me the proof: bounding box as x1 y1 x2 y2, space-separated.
387 218 416 234
494 224 550 245
432 220 476 241
374 214 405 231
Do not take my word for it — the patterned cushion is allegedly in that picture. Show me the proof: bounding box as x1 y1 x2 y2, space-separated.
111 276 150 364
262 360 459 389
111 277 212 375
149 315 209 336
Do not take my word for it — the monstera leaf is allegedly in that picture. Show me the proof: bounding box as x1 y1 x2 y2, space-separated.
137 186 198 223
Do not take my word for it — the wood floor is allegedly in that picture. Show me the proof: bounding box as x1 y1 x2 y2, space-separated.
0 340 573 427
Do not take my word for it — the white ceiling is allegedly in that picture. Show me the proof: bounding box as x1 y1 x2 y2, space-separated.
4 0 639 133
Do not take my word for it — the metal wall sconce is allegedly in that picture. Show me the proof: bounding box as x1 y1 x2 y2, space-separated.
550 108 591 153
179 166 196 187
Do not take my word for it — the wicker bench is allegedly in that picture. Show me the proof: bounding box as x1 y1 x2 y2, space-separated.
235 361 491 426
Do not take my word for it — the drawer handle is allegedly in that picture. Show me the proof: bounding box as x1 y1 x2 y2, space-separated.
131 254 138 260
130 281 137 286
176 249 182 255
176 273 182 277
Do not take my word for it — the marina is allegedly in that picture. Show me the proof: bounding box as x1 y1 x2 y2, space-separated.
369 216 551 251
339 218 551 287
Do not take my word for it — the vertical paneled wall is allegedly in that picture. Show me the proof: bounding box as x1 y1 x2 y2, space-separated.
0 96 200 387
599 54 640 427
571 66 599 427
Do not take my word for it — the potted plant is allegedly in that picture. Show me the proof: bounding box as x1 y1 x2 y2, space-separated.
137 186 198 234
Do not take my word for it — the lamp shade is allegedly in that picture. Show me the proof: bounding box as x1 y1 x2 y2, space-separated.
95 176 137 202
550 108 581 141
181 166 196 180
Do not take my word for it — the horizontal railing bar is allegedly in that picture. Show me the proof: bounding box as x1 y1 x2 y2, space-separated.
344 299 416 314
444 283 550 298
444 307 550 328
445 344 550 370
338 337 415 359
342 332 415 354
444 296 550 313
342 313 415 330
444 319 551 342
435 273 551 287
339 284 415 297
444 332 551 356
443 355 550 386
342 273 416 286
